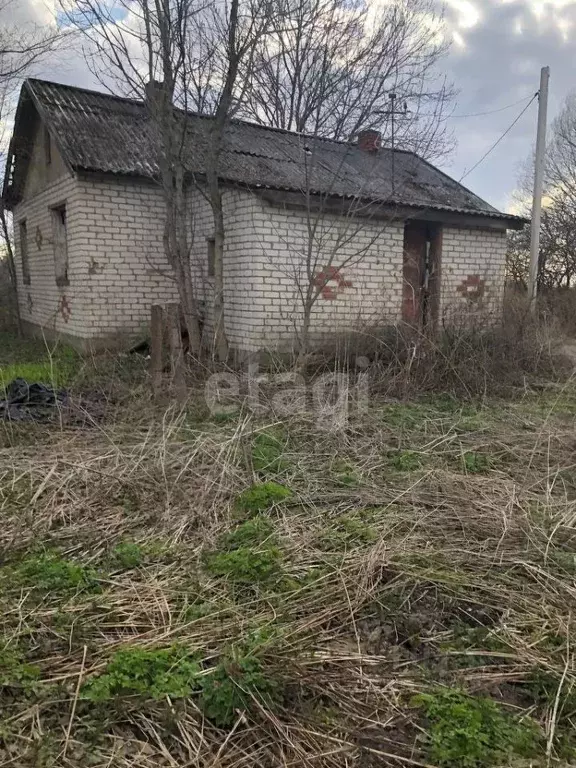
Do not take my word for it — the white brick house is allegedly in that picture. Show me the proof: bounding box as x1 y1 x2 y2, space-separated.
3 79 526 353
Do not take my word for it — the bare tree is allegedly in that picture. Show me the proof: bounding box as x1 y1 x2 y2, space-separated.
508 93 576 290
236 0 454 362
66 0 205 353
67 0 273 361
238 0 453 160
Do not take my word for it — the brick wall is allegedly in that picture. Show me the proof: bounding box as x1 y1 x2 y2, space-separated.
14 174 88 340
245 201 405 351
13 166 509 352
440 226 508 319
13 173 275 350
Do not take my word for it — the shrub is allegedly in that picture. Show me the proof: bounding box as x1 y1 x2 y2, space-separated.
413 687 539 767
82 645 200 702
235 481 292 515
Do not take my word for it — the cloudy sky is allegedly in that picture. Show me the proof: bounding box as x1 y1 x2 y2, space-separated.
16 0 576 212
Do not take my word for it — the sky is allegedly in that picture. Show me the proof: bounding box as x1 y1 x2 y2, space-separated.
14 0 576 212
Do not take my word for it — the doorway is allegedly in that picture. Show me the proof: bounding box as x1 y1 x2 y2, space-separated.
402 221 442 328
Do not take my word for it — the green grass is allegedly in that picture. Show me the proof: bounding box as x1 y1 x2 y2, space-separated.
251 430 289 474
461 451 494 474
0 332 79 391
387 449 423 471
1 358 576 765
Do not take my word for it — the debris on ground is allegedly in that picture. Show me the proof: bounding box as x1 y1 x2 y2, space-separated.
0 378 67 421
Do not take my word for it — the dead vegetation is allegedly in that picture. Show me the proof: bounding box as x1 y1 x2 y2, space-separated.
2 359 576 766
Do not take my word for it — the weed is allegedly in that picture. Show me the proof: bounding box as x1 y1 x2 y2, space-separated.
0 644 40 692
251 431 289 474
200 648 281 727
318 514 377 551
462 452 494 474
235 481 292 515
222 517 275 550
413 687 539 767
204 547 281 586
438 626 510 669
380 402 431 430
388 450 422 472
108 541 145 570
82 645 200 701
204 517 282 586
10 551 99 593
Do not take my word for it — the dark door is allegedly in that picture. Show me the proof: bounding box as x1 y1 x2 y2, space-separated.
402 221 442 328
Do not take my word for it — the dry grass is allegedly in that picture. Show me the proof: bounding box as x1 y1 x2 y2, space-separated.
2 368 576 766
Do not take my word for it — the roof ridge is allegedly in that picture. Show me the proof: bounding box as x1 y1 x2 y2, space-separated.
24 77 420 158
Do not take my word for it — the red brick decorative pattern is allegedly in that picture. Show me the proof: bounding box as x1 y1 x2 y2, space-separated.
59 295 71 322
457 274 486 301
313 266 353 300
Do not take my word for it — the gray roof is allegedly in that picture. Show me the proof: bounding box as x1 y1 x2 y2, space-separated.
5 78 524 226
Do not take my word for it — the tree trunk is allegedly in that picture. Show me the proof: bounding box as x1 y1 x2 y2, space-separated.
207 176 229 362
0 204 22 336
296 301 312 369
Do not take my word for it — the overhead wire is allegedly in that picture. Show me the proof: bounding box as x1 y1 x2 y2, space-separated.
448 94 538 119
458 92 539 182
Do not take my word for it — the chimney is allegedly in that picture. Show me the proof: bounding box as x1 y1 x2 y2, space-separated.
358 129 381 153
144 79 164 112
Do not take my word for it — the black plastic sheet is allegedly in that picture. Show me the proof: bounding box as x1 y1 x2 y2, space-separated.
0 378 67 421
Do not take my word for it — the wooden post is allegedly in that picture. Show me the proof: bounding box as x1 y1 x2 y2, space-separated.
150 304 165 399
166 303 187 404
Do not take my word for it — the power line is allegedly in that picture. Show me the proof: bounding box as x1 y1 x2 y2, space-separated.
448 94 537 119
459 93 539 182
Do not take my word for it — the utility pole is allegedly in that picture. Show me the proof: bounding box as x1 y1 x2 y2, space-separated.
528 66 550 312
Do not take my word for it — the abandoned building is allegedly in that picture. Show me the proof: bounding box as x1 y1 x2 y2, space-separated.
3 78 526 353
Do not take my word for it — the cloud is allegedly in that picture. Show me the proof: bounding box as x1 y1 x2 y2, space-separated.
438 0 576 209
9 0 576 212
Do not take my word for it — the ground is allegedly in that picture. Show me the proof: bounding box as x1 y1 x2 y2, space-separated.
2 331 576 767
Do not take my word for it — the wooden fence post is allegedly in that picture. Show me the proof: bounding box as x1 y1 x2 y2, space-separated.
166 303 187 404
150 304 165 399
